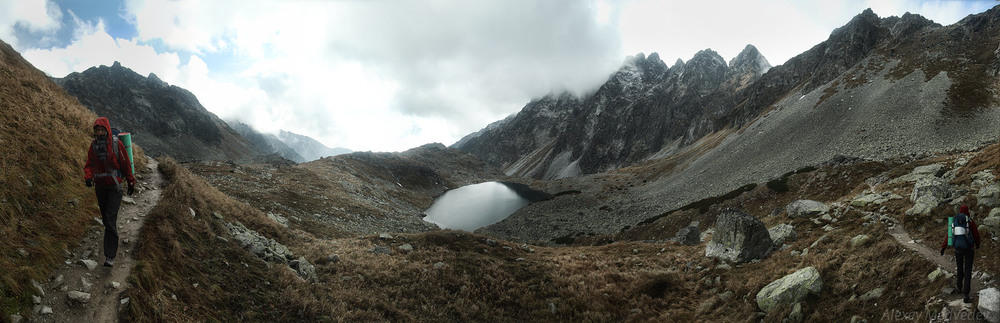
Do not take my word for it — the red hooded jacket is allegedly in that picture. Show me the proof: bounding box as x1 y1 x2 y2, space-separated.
84 117 135 188
941 205 981 250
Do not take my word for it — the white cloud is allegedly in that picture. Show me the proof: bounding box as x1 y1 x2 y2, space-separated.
6 0 997 153
114 0 624 152
618 0 997 67
20 17 181 79
0 0 63 48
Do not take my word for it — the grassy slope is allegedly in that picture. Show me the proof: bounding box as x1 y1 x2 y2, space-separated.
124 138 1000 321
0 39 147 317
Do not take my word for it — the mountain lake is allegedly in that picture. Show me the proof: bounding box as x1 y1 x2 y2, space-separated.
423 181 549 232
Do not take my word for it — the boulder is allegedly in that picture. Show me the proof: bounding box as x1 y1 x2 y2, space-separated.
674 226 701 245
980 183 1000 208
705 209 773 263
982 214 1000 237
856 287 883 301
786 200 828 218
928 267 945 282
290 257 318 283
78 259 98 271
851 194 881 207
370 246 391 255
225 221 293 264
849 234 870 248
980 287 1000 323
67 291 91 304
267 212 289 227
768 224 796 246
756 267 823 312
906 177 952 216
892 164 945 183
973 170 996 187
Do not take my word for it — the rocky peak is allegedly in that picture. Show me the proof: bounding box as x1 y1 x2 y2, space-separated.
889 12 937 37
617 52 668 84
829 8 882 40
728 44 771 76
678 49 729 91
685 49 728 74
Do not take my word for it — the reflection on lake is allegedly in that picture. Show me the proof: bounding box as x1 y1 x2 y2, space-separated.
423 182 535 231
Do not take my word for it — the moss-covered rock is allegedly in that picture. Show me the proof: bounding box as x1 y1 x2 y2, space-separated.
756 267 822 312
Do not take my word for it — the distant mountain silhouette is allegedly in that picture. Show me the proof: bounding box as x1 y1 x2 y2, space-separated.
53 62 264 162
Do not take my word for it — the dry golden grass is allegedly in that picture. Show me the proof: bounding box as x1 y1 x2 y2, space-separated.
0 39 124 316
953 140 1000 186
0 38 155 318
125 149 976 322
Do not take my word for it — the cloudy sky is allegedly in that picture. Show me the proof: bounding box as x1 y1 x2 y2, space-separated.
1 0 995 152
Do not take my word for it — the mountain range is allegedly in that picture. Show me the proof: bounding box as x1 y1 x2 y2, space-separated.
53 63 349 163
455 8 1000 183
471 7 1000 242
3 6 1000 322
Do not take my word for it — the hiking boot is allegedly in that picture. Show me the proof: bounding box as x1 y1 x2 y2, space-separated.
104 258 114 267
964 294 972 304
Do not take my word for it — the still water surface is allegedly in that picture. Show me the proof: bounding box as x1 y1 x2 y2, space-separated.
423 182 532 231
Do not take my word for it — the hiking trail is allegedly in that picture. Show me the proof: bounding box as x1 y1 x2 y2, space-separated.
34 158 162 323
889 222 989 322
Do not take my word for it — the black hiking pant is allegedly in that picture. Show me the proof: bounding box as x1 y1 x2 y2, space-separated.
95 186 122 260
955 248 975 295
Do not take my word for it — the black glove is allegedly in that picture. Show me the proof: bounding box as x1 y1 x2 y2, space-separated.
127 184 135 196
85 179 93 187
940 248 945 256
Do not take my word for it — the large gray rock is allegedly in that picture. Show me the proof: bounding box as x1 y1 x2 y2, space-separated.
225 221 293 264
891 164 945 183
982 213 1000 237
786 200 828 218
67 291 91 304
980 287 1000 323
973 171 996 188
980 183 1000 208
756 267 823 312
705 209 773 263
78 259 98 271
768 224 797 246
674 226 702 245
906 177 952 216
290 257 318 283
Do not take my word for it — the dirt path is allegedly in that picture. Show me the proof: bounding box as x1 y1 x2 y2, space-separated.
888 224 986 322
33 158 162 322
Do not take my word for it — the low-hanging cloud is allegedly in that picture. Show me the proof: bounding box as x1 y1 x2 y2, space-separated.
7 0 994 152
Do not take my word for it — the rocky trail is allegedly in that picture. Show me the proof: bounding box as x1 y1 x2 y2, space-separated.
31 158 162 322
889 224 989 322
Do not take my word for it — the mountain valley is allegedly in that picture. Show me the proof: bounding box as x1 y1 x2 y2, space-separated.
3 6 1000 322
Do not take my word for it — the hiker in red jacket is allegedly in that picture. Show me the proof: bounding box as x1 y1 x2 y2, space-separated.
940 204 981 303
84 117 135 268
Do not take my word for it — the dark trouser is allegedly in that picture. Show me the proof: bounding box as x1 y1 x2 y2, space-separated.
95 186 122 260
955 248 975 295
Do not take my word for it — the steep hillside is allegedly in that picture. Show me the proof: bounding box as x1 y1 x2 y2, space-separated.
454 46 770 179
473 8 1000 243
456 8 1000 182
53 63 264 162
119 127 1000 322
0 38 147 317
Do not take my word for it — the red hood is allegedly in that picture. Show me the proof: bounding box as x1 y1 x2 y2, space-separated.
93 117 112 147
960 205 970 215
